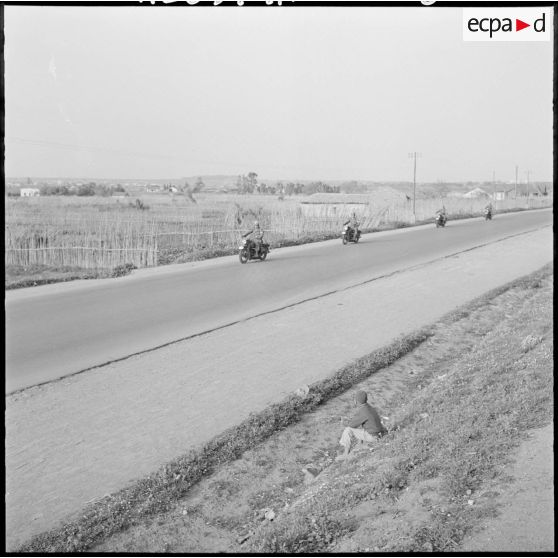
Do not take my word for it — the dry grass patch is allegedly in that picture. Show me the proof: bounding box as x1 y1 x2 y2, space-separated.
247 271 553 553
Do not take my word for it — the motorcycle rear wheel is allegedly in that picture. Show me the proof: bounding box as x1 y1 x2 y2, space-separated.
259 250 268 261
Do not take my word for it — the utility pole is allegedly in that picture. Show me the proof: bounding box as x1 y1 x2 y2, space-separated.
515 165 518 198
408 152 422 220
413 154 417 216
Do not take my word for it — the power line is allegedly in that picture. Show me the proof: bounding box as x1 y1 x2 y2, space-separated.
6 136 178 161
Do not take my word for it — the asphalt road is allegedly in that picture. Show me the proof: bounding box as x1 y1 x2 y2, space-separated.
5 209 552 393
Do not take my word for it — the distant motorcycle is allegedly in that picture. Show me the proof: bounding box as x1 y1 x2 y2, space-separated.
342 225 361 245
435 213 447 228
239 238 270 264
485 208 493 221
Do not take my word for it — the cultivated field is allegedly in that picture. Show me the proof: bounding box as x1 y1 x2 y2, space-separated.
5 191 551 282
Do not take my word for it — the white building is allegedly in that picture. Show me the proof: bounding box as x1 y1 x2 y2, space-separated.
20 188 40 197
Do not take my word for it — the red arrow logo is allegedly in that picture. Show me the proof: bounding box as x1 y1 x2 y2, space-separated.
516 19 530 31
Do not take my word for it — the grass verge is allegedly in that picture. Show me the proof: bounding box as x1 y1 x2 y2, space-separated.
5 263 137 290
246 270 553 552
17 264 552 552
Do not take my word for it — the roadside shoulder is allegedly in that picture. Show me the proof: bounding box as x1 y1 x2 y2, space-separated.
459 422 554 553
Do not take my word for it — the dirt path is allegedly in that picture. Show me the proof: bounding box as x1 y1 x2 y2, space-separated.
460 422 554 552
5 226 552 550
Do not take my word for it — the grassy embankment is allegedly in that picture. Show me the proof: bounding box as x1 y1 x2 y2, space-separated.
5 193 550 289
18 264 553 553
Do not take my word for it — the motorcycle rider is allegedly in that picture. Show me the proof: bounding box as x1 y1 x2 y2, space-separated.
436 205 447 225
343 212 360 241
485 202 493 217
243 220 264 258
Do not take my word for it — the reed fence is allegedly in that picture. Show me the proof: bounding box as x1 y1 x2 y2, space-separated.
4 195 552 270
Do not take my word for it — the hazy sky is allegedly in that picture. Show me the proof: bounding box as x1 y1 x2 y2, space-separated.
4 5 553 182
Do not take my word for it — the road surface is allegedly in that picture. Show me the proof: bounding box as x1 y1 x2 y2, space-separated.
5 209 552 393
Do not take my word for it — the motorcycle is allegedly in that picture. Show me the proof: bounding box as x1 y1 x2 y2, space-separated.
342 225 361 245
485 208 492 221
435 213 447 228
239 238 270 264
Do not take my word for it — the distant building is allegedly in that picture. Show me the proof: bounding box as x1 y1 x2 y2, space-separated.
20 188 40 197
299 193 379 218
492 191 506 201
463 187 490 199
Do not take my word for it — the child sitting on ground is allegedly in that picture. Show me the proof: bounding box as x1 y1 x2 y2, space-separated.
337 390 387 460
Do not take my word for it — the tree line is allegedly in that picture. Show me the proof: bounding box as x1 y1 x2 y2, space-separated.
236 172 340 196
37 183 127 197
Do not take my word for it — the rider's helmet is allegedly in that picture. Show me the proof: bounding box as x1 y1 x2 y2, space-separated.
254 220 260 228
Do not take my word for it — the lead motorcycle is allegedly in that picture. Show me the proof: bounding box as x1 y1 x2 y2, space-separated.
342 225 361 244
239 238 270 264
485 207 492 221
435 212 447 228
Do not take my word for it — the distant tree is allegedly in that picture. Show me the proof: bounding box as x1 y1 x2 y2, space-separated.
182 177 205 204
302 181 336 195
194 177 205 192
132 198 149 210
239 174 253 194
302 182 317 196
340 181 365 194
76 184 95 196
247 172 258 193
